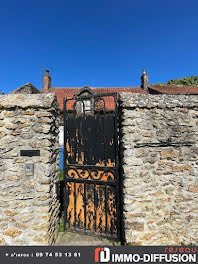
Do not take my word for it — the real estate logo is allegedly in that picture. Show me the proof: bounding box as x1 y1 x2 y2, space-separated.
95 247 110 263
94 247 197 263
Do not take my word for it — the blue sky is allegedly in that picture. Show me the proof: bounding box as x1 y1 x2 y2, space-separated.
0 0 198 94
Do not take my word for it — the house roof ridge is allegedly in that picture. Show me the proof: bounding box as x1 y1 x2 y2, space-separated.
51 86 141 89
150 84 198 89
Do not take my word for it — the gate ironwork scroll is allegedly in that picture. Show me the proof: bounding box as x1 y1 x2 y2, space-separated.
63 93 121 240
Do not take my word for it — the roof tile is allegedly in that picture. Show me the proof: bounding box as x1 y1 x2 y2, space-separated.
47 87 146 110
149 85 198 94
42 85 198 111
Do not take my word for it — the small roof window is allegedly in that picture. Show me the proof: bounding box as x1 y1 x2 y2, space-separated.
83 99 91 111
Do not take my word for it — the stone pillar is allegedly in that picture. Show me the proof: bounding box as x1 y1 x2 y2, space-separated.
120 93 198 245
0 94 60 245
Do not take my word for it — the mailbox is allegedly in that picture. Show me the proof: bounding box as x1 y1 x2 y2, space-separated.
25 163 34 176
21 150 40 157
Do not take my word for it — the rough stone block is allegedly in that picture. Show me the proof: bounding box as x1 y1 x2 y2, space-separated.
0 94 60 245
120 93 198 245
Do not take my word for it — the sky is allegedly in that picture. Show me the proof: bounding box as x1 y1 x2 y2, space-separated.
0 0 198 94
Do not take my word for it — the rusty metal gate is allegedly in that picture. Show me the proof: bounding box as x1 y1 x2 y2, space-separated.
63 93 121 240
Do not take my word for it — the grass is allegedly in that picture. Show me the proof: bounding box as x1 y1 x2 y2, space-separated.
59 215 65 232
59 170 64 181
180 242 196 246
58 170 65 232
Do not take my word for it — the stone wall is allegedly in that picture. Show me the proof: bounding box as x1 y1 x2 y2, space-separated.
0 94 60 245
120 93 198 245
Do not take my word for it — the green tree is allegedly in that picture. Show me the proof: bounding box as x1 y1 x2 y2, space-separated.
156 76 198 86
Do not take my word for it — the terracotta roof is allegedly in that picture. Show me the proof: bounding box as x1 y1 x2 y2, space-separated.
42 85 198 110
46 87 146 110
149 85 198 94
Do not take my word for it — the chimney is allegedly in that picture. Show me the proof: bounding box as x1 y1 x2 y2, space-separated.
42 70 51 92
141 69 149 93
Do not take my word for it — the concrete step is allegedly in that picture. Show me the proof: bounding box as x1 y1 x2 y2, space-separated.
55 231 117 246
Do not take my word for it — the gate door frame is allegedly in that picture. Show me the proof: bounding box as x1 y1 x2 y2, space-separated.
63 93 121 241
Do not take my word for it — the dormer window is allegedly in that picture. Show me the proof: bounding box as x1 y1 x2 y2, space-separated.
84 99 91 111
74 85 94 114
